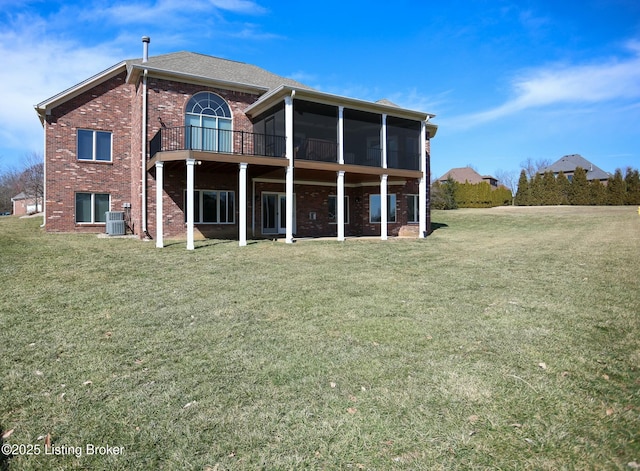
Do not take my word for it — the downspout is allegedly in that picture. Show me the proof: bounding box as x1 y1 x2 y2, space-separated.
141 36 151 239
40 111 47 227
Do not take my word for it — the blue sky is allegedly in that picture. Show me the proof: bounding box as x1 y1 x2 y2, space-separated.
1 0 638 180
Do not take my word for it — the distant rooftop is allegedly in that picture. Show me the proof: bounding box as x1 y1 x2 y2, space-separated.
540 154 610 181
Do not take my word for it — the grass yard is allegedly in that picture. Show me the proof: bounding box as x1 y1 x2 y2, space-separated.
1 206 639 470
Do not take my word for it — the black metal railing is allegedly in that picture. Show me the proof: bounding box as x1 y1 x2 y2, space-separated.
149 126 286 159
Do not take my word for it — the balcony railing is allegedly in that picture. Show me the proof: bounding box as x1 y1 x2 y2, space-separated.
149 126 286 159
149 127 421 171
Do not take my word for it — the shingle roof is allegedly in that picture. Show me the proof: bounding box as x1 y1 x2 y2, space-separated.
126 52 312 92
541 154 610 181
438 167 490 184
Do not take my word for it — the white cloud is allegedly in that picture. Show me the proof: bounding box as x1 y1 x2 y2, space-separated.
0 18 124 159
451 40 640 129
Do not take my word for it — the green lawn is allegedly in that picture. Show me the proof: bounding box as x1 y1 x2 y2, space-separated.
1 207 639 470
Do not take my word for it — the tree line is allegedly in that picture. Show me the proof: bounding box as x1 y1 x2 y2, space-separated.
431 178 512 210
515 167 640 206
0 153 44 213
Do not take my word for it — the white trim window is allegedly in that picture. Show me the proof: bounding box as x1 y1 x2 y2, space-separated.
328 195 349 224
75 192 110 223
185 92 233 153
185 190 235 224
77 129 112 161
369 194 396 223
407 194 419 223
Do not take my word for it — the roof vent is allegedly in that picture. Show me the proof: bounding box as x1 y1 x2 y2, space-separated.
142 36 150 63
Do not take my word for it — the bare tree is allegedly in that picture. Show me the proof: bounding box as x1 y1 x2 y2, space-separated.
495 169 518 197
22 152 44 213
520 157 551 180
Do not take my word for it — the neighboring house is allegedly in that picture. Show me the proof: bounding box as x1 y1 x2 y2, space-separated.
437 167 499 188
35 37 438 249
539 154 610 183
11 192 42 216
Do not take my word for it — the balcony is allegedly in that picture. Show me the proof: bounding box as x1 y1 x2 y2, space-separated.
149 126 286 159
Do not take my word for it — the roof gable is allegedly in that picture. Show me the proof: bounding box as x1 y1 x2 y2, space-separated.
541 154 610 180
438 167 487 184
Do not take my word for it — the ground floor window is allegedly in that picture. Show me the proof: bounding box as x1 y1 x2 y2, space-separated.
185 190 235 224
75 192 110 223
328 195 349 224
369 194 396 223
407 194 419 223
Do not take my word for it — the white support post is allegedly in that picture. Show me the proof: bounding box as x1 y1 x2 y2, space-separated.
419 121 427 238
285 94 294 244
381 114 388 169
337 170 345 241
155 161 164 248
239 163 248 247
381 173 388 240
338 106 344 164
186 158 195 250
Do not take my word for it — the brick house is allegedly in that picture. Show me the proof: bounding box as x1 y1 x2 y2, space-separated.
437 167 499 188
11 192 42 216
35 38 438 249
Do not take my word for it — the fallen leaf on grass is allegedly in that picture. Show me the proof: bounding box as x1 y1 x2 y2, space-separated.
602 374 610 380
510 423 522 428
606 408 614 416
2 429 14 439
330 382 336 388
468 415 479 424
627 461 640 469
83 380 92 386
349 395 357 402
538 362 547 370
44 434 51 448
183 401 196 409
104 331 112 338
524 438 536 445
561 371 569 377
347 407 357 414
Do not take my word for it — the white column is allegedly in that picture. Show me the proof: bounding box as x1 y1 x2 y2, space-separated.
381 114 388 169
337 170 345 241
239 163 248 247
285 94 294 244
380 174 388 240
338 106 344 164
186 158 195 250
419 121 427 238
155 161 164 248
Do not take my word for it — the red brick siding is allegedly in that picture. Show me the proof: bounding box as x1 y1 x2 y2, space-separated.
44 72 133 233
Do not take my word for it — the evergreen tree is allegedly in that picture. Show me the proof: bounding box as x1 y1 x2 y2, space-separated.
542 171 560 205
530 173 544 205
569 167 590 205
515 170 529 206
589 179 607 205
436 176 458 210
556 171 570 205
607 169 626 205
624 167 640 204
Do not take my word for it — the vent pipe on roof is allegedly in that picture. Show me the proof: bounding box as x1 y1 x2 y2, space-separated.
142 36 150 63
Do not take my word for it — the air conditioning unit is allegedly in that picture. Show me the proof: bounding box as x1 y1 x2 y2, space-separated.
105 211 126 236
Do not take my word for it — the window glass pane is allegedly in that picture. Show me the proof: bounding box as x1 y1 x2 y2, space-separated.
77 130 93 160
75 193 91 222
408 195 417 223
219 191 227 223
203 191 217 223
369 195 381 223
94 194 110 223
194 190 201 223
328 196 336 221
388 194 397 222
95 132 112 161
227 191 235 223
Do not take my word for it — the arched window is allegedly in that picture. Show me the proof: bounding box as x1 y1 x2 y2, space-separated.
185 92 232 152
